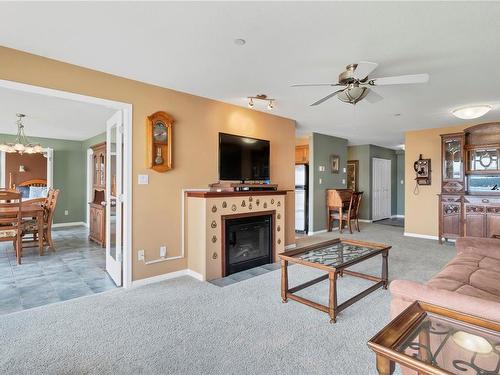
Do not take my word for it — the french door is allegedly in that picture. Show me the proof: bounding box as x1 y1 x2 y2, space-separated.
372 158 392 221
106 111 123 286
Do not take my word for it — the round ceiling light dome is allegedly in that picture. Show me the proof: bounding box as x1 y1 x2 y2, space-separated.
234 38 246 46
337 84 369 105
451 105 492 120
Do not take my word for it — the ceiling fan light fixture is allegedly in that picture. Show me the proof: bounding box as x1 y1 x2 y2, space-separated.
451 105 492 120
337 86 369 105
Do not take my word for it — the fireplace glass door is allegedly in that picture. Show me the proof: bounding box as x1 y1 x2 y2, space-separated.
225 215 272 276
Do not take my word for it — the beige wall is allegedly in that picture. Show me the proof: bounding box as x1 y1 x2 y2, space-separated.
405 124 470 237
0 46 296 281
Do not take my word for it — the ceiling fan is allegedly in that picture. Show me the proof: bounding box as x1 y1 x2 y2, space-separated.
292 62 429 106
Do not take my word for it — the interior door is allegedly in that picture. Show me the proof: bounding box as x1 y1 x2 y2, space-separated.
106 111 123 286
372 158 392 221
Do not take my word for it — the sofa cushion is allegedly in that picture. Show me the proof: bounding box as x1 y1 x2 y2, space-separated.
479 256 500 272
455 284 500 303
426 252 500 303
470 269 500 296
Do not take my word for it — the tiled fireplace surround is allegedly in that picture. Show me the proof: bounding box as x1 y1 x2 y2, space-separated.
186 191 286 281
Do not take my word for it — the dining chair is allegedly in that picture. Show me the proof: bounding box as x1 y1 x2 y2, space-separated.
22 188 60 250
0 190 23 264
347 191 363 233
329 191 363 234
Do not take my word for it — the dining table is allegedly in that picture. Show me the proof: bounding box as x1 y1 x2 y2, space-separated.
0 203 45 257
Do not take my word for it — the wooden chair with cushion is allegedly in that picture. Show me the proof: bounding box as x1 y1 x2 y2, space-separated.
326 189 353 232
0 190 23 264
329 191 363 234
22 188 60 250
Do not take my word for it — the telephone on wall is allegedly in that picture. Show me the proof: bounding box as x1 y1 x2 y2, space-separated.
414 154 431 186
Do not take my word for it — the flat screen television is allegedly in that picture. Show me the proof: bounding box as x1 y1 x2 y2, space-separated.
219 133 270 181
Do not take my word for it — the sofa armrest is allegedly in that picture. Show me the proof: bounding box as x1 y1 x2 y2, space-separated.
456 237 500 260
390 279 500 322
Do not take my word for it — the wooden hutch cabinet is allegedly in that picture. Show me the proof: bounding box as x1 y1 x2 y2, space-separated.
438 123 500 243
89 142 106 247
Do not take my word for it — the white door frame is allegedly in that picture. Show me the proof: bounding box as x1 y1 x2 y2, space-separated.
0 79 134 288
0 147 53 189
86 148 94 227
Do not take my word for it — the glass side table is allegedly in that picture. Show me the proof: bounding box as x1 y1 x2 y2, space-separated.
368 301 500 375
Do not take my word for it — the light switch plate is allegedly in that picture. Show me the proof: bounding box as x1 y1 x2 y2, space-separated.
138 174 149 185
160 246 167 258
342 179 346 184
319 178 323 184
138 249 145 261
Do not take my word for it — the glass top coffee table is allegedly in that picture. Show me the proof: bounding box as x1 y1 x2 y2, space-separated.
368 301 500 375
279 238 391 323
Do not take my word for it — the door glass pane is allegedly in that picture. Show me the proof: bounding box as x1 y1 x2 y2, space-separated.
444 139 462 180
109 126 117 261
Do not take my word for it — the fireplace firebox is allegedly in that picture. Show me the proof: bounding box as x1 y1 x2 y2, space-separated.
224 214 273 276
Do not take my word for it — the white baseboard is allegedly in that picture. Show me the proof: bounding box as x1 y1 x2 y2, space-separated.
404 232 439 241
284 243 297 250
358 219 372 223
131 269 204 287
185 269 204 281
307 229 327 236
392 215 405 218
52 221 86 228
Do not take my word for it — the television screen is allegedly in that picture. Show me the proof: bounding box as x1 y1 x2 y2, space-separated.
219 133 270 181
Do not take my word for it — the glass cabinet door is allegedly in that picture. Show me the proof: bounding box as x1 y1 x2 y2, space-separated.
443 137 463 181
468 148 499 172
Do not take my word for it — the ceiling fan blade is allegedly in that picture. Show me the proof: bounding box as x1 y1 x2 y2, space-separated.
310 89 344 106
354 61 378 80
291 83 343 87
364 89 384 104
371 73 429 86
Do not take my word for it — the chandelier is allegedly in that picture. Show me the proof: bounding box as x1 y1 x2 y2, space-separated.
0 114 43 154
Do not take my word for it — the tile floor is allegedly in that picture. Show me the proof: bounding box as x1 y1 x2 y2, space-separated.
0 225 116 315
209 262 281 287
374 217 405 227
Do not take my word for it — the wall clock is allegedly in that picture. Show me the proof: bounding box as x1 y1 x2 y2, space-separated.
146 111 174 172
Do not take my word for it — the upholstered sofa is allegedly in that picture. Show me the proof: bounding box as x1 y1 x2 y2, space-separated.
390 237 500 322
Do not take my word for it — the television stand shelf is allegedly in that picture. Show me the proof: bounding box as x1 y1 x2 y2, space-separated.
209 182 278 192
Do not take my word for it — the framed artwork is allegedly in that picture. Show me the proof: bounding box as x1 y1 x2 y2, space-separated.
330 155 340 174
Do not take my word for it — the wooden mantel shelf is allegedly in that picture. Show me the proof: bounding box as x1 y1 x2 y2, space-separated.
186 190 289 198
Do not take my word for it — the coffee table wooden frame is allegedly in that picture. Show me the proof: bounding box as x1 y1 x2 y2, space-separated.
279 238 391 323
367 301 500 375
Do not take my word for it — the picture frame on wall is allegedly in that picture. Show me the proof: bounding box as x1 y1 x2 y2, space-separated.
330 154 340 174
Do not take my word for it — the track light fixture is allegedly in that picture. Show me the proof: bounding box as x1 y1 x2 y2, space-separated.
247 94 275 110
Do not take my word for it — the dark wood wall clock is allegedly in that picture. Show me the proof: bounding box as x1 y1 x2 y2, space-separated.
146 111 174 172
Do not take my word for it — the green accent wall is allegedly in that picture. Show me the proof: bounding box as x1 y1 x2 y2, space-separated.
310 132 348 232
396 151 405 216
0 132 106 224
347 145 371 220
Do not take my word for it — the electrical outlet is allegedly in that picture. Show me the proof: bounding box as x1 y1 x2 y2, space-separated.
343 167 346 173
138 174 149 185
319 178 323 185
400 179 404 185
138 250 145 261
160 246 167 258
64 210 69 216
342 179 346 184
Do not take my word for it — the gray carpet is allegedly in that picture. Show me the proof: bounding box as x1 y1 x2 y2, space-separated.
0 224 456 375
